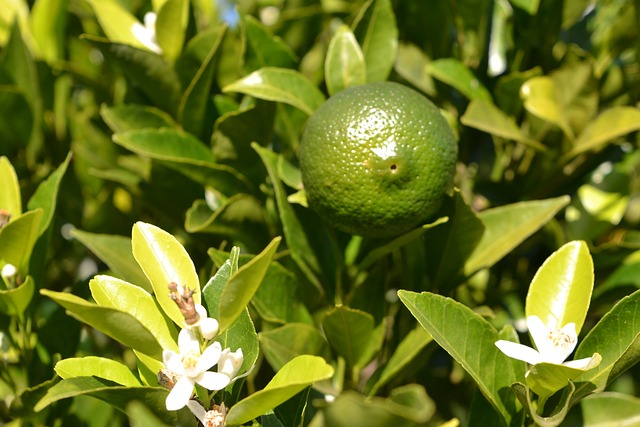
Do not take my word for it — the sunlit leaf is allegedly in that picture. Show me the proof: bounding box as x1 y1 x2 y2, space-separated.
0 275 34 316
0 209 43 274
131 222 200 328
325 25 366 96
521 76 574 139
243 15 297 73
225 355 334 426
352 0 398 83
155 0 188 62
40 289 163 359
526 241 594 333
55 357 141 387
398 290 523 425
223 67 325 116
30 0 68 62
0 156 21 218
89 275 178 352
567 106 640 157
427 58 492 101
526 355 601 399
101 104 178 133
87 0 149 50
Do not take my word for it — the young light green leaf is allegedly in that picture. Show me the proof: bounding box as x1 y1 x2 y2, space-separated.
71 229 152 292
325 25 366 96
89 275 178 352
259 323 330 372
218 236 281 332
0 275 34 316
0 208 43 274
352 0 398 83
225 355 334 426
526 241 594 333
55 356 141 387
87 0 150 50
1 154 22 218
526 355 602 399
131 222 200 328
398 290 523 426
567 106 640 157
574 289 640 397
394 42 436 96
34 377 196 426
29 0 67 63
40 289 163 359
460 100 546 151
521 76 574 139
222 67 325 116
26 151 71 236
322 306 376 369
426 58 492 102
464 196 570 276
155 0 188 62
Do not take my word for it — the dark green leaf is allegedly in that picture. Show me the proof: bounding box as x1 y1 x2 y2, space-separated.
426 58 492 101
242 15 297 73
100 104 178 133
322 306 376 369
259 323 330 371
27 151 71 236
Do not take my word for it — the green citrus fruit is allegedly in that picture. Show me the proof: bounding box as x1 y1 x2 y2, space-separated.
299 81 457 238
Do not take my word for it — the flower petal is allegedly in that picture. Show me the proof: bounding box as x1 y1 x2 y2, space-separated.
178 328 200 354
163 350 185 375
563 356 597 370
526 315 549 352
218 348 243 379
187 400 207 424
200 317 219 340
165 376 195 411
197 341 222 372
195 371 231 391
495 340 542 365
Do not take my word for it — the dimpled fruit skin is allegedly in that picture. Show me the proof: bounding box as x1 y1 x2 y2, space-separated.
299 81 458 238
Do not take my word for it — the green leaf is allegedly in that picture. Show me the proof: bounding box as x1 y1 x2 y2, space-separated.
526 241 594 333
394 42 436 97
322 388 432 427
30 0 68 63
71 229 152 292
574 289 640 397
225 355 334 426
127 400 172 427
40 289 163 359
84 35 182 115
0 275 34 316
242 15 297 73
89 275 178 352
113 128 252 195
100 104 178 133
526 356 601 399
222 67 325 116
325 25 366 96
0 156 21 218
515 381 576 427
202 255 259 377
177 24 226 139
259 323 330 371
510 0 540 14
34 377 195 426
322 306 377 369
0 209 43 274
464 196 571 276
460 100 546 150
369 325 433 395
254 144 325 293
218 236 281 332
155 0 188 62
131 221 200 328
521 76 574 139
352 0 398 83
568 392 640 426
55 356 141 387
398 290 523 425
567 106 640 157
26 151 71 236
427 58 492 101
87 0 150 50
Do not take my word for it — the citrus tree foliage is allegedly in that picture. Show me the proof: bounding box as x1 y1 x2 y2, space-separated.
1 0 640 426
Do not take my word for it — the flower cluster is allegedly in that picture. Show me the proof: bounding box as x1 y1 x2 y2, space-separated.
160 283 247 425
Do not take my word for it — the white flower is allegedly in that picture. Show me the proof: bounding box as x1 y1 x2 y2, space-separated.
163 329 230 410
187 400 227 427
495 315 595 368
1 263 16 279
131 12 162 54
218 348 243 381
194 304 220 340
